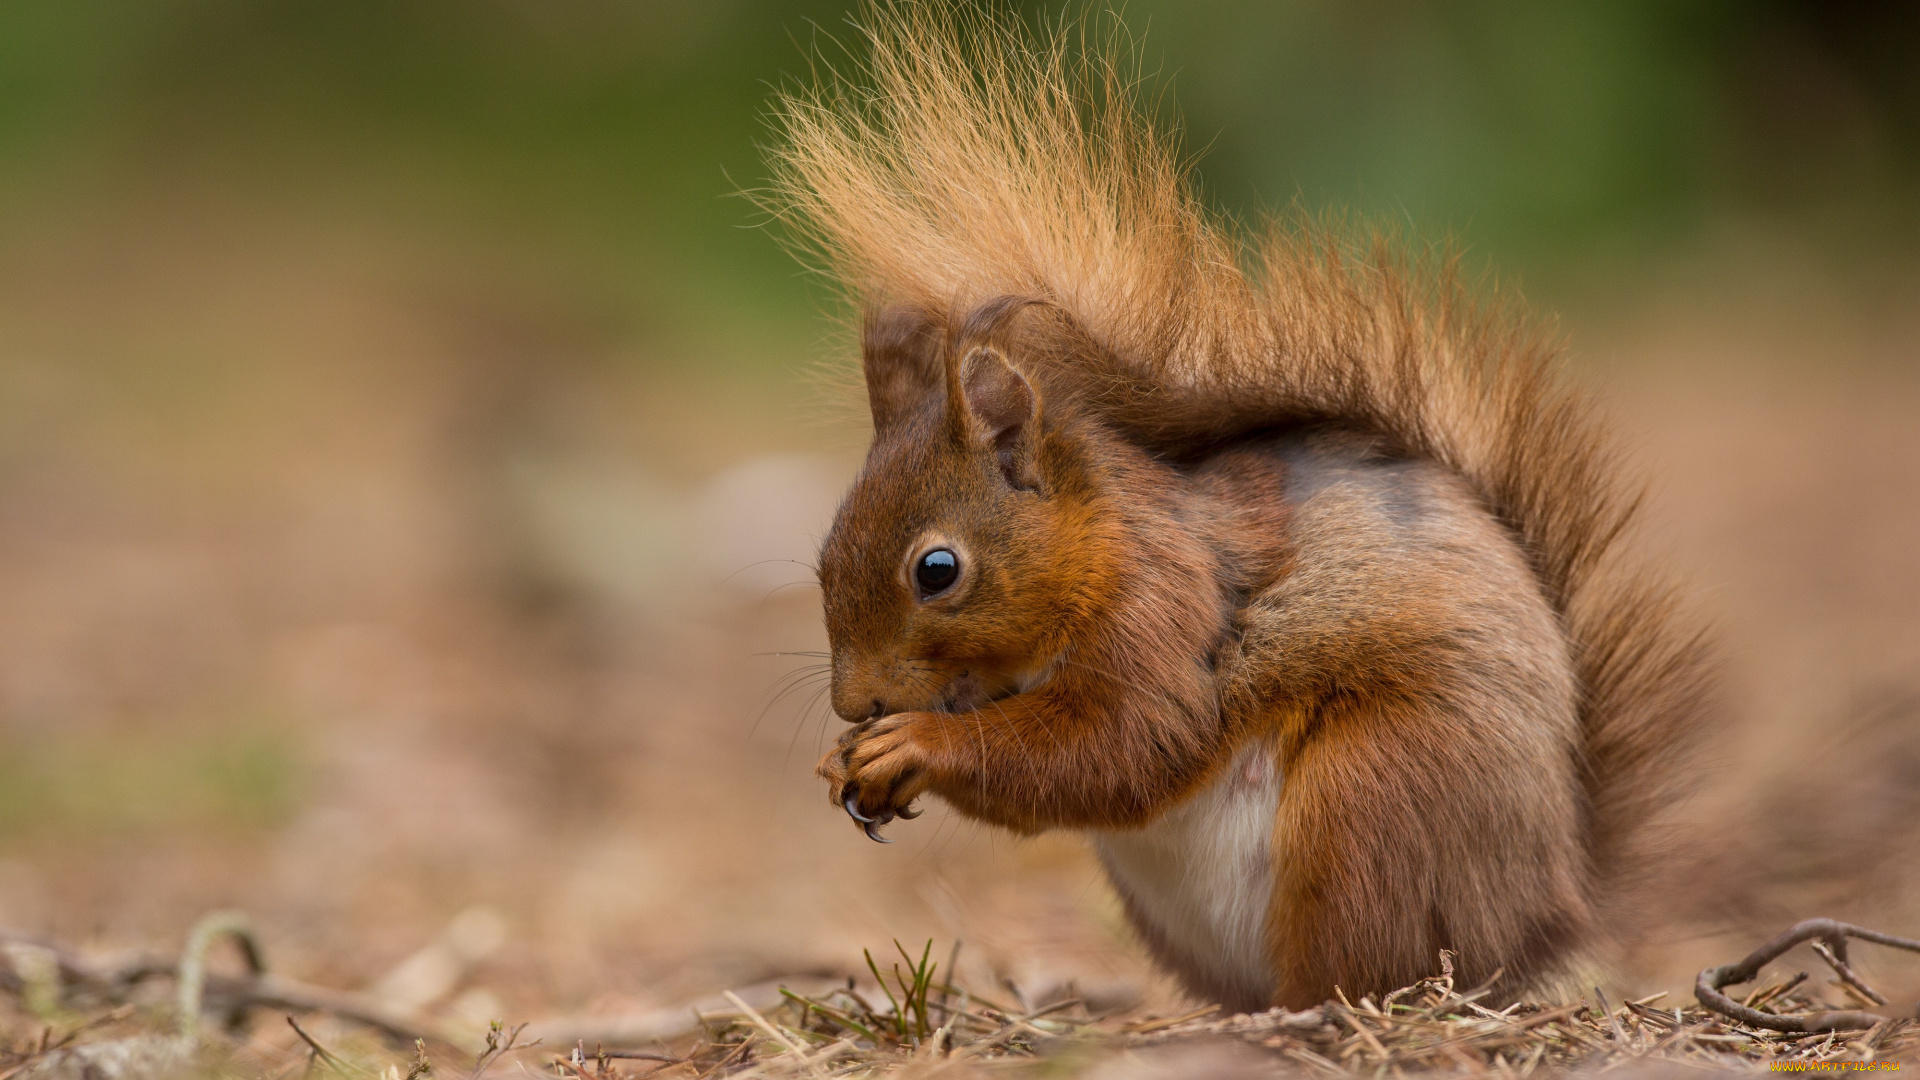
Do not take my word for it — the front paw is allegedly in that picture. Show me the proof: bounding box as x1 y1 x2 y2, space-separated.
817 713 934 842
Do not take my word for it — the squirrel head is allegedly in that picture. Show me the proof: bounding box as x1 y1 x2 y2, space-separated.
818 300 1114 722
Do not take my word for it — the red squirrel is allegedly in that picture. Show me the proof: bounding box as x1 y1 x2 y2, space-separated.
768 4 1714 1010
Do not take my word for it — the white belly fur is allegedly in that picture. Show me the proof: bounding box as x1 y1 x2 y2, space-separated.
1090 743 1282 1008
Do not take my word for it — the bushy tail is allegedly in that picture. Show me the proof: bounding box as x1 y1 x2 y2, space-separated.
767 1 1717 935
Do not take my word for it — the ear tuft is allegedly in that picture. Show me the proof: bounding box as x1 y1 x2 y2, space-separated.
861 306 939 431
959 347 1041 490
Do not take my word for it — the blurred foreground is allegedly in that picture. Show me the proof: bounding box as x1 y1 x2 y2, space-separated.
7 922 1919 1077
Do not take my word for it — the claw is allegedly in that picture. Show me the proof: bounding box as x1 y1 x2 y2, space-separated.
843 791 874 824
896 802 922 820
863 819 893 844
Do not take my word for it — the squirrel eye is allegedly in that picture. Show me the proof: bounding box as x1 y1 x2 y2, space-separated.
915 548 959 595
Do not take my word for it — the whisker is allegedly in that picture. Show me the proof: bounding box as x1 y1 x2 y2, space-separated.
788 682 838 768
752 665 834 739
764 662 831 688
752 579 825 620
760 664 832 706
720 557 822 586
758 580 824 600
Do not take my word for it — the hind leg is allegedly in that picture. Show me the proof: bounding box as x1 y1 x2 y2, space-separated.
1257 689 1591 1005
1210 440 1594 1004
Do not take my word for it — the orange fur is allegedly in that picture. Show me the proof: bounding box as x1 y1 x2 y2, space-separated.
773 2 1715 1008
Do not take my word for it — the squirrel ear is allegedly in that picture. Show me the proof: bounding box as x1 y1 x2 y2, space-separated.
861 306 940 431
958 346 1041 491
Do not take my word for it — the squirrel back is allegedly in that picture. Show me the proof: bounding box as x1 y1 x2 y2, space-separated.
772 1 1719 995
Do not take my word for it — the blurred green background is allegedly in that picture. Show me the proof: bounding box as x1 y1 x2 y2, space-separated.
4 0 1916 368
0 0 1916 1025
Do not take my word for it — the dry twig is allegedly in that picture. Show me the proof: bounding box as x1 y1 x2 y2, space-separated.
1696 919 1920 1032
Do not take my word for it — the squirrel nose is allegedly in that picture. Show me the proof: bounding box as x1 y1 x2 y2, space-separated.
831 682 888 723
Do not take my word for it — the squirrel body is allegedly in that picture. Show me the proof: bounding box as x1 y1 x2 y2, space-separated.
774 4 1712 1009
1098 429 1587 1009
